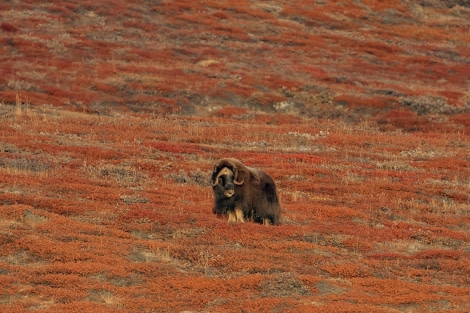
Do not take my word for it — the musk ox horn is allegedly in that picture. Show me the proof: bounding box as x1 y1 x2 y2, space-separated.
211 165 219 187
233 168 244 185
212 167 233 187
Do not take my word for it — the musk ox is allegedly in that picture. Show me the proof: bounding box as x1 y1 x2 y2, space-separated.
211 158 281 225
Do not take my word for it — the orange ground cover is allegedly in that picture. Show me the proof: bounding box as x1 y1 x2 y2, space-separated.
1 0 470 311
2 0 470 117
0 104 469 312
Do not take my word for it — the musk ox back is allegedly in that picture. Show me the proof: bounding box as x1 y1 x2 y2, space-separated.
211 158 281 225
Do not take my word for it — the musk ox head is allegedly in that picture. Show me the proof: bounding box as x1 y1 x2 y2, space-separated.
211 165 244 198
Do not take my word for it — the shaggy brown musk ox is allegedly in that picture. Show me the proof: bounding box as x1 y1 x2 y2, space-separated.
211 158 281 225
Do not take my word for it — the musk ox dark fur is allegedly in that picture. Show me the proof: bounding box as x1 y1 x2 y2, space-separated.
211 158 281 225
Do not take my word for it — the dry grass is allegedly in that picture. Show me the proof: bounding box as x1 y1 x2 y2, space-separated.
0 103 469 312
1 0 470 311
1 0 470 124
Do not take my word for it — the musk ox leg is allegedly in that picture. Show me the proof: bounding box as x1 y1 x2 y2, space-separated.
227 208 244 223
227 211 237 223
235 208 245 223
263 218 271 226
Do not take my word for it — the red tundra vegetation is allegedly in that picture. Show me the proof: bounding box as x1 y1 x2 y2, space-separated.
1 0 470 312
1 103 469 312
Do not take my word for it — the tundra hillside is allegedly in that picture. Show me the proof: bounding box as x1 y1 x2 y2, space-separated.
1 103 469 312
1 1 470 312
1 1 470 123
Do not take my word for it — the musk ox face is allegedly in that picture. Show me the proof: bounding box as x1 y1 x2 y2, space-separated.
211 167 239 198
211 158 281 225
211 164 246 223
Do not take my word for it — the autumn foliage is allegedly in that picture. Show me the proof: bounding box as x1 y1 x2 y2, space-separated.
0 103 469 312
1 0 470 121
1 0 470 312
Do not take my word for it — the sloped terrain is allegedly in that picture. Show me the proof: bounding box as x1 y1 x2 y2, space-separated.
1 104 469 312
2 1 470 124
1 1 470 312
